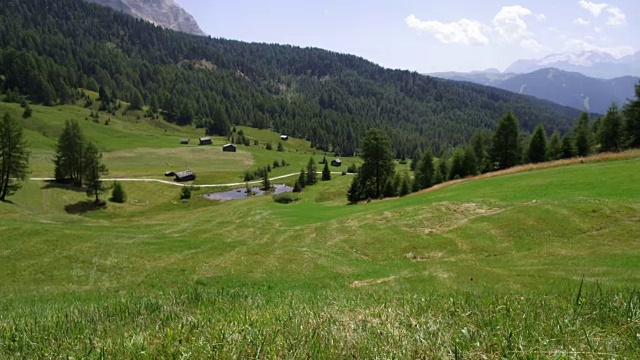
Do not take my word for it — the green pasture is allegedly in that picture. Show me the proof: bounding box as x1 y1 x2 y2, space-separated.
0 101 638 358
0 102 357 184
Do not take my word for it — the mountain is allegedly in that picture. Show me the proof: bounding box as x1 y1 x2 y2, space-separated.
84 0 206 36
505 51 640 79
496 68 638 114
426 71 513 86
429 68 638 114
0 0 583 157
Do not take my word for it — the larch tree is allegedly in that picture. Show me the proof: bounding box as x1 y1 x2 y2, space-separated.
527 123 548 164
414 149 435 190
623 81 640 148
0 113 30 201
548 130 562 160
306 157 317 186
53 119 86 186
599 104 624 152
348 128 395 202
321 162 331 181
490 112 521 170
297 168 306 189
574 112 592 157
83 141 109 204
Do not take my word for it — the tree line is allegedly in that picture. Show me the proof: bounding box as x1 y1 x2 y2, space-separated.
348 84 640 203
1 0 583 159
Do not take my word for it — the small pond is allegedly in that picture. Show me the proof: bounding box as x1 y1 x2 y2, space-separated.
201 184 293 202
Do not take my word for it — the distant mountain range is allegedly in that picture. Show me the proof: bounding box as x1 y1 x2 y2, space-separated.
429 67 638 114
506 51 640 79
84 0 206 36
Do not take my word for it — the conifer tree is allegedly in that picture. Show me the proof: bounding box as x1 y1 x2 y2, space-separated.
491 112 521 170
414 149 434 190
623 82 640 148
54 120 86 185
560 135 575 159
261 167 271 190
351 128 395 200
297 168 306 189
527 123 548 164
347 174 362 204
110 181 127 203
83 141 108 204
398 173 411 197
306 157 317 186
574 112 592 157
463 146 477 176
0 113 30 201
599 104 624 152
322 162 331 181
548 130 562 160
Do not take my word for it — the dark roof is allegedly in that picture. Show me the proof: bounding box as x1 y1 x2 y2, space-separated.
174 170 194 178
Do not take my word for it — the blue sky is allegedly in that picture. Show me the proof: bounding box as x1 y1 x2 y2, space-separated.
175 0 639 73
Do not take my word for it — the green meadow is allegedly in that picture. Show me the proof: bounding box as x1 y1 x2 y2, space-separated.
0 102 638 358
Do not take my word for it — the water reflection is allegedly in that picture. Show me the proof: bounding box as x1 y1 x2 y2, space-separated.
201 184 293 202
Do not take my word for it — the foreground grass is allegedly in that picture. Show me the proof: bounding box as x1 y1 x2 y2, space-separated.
1 286 638 358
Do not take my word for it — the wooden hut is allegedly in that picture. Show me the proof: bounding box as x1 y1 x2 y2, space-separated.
199 137 212 145
174 170 196 182
223 144 237 152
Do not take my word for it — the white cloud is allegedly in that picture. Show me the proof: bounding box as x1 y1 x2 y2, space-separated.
578 0 608 17
520 39 552 54
536 14 547 21
594 27 603 33
405 14 490 45
492 6 535 43
563 39 636 58
573 18 591 26
605 7 626 26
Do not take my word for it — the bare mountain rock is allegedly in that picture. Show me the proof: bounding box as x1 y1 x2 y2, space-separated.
85 0 206 36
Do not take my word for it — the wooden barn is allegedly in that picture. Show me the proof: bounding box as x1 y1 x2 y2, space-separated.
199 137 212 145
331 159 342 167
180 138 190 145
280 135 289 141
223 144 237 152
174 170 196 182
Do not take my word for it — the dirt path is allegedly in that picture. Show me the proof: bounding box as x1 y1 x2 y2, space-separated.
29 172 351 188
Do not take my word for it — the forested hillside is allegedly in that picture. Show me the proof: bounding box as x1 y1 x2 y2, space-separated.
0 0 582 156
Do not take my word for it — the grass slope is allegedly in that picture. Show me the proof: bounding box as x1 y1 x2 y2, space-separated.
0 101 358 185
0 102 638 358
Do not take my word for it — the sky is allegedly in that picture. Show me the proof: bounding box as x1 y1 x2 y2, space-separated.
174 0 639 73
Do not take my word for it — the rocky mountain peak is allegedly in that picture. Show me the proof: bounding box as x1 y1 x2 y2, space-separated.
85 0 206 36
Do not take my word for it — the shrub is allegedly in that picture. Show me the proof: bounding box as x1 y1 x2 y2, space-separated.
273 193 299 204
180 186 192 200
110 182 127 203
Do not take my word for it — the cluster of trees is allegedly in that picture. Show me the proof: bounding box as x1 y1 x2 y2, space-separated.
53 120 109 203
1 0 582 159
292 156 333 193
243 159 290 182
349 87 640 203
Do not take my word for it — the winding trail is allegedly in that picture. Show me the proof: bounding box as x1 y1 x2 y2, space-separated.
30 172 351 188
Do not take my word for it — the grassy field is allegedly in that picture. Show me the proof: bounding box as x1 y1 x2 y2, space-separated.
0 101 357 185
0 102 638 358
